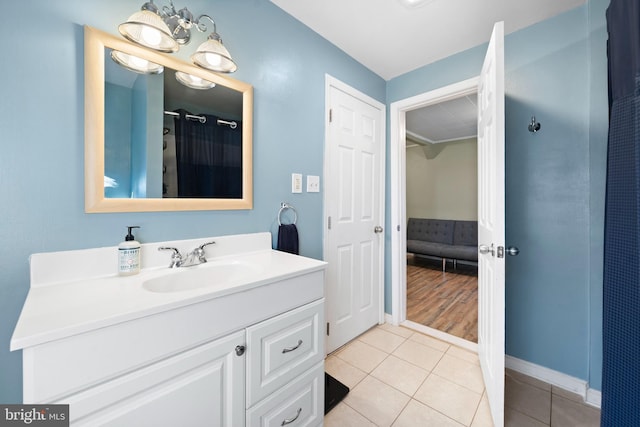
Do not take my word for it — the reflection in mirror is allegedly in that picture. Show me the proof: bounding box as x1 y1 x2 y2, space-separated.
104 54 243 199
85 26 253 212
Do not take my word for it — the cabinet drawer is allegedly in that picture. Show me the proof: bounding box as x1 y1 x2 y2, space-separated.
246 362 324 427
246 299 324 407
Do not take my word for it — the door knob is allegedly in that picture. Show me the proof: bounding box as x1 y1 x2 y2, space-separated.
478 244 495 256
506 246 520 256
374 226 383 233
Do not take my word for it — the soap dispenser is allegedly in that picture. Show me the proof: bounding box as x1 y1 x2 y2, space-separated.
118 226 141 276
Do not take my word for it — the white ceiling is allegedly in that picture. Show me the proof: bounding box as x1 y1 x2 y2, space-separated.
270 0 586 81
271 0 585 142
406 93 477 144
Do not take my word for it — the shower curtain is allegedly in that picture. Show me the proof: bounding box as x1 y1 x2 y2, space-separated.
602 1 640 425
173 110 242 198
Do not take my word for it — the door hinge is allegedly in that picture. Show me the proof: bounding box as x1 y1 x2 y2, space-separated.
328 216 332 230
326 322 330 336
329 109 333 123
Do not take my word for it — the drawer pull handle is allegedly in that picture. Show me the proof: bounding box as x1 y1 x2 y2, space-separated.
282 339 303 354
281 408 302 426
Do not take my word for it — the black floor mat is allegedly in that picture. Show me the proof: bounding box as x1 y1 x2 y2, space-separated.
325 373 349 415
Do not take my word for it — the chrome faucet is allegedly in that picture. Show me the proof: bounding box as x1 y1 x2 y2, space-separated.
158 241 216 268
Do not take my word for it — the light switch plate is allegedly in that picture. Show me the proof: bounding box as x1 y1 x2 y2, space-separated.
292 173 302 193
307 175 320 192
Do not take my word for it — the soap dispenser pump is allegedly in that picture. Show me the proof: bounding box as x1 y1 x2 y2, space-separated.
118 226 141 276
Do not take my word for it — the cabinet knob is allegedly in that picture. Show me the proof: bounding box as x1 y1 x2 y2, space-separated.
235 345 246 356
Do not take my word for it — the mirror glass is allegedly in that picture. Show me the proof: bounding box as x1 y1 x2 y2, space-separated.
85 26 253 212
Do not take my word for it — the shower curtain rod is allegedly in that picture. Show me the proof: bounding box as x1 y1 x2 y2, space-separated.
163 111 238 129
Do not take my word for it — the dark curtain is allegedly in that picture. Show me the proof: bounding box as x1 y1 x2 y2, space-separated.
602 1 640 425
173 109 242 198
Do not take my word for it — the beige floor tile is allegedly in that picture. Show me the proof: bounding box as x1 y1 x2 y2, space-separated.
433 354 485 394
471 392 494 427
447 345 480 365
551 385 584 403
392 399 464 427
359 327 407 353
551 394 601 427
378 323 414 338
505 369 551 392
325 355 367 389
392 339 445 371
324 402 376 427
505 408 549 427
414 374 482 426
371 355 429 396
505 374 551 425
344 376 411 427
408 331 451 352
335 340 388 373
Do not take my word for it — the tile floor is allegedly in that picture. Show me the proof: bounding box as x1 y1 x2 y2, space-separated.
324 323 601 427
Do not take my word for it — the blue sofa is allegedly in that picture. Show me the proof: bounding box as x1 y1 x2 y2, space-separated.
406 218 478 270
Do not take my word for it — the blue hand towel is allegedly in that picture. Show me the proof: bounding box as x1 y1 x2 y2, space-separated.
277 224 299 255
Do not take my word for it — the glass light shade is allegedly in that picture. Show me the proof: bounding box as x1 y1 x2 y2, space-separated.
191 36 237 73
175 71 216 89
111 50 164 74
118 10 179 52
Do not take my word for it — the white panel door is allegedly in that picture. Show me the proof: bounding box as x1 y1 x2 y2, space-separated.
325 78 384 353
477 22 506 427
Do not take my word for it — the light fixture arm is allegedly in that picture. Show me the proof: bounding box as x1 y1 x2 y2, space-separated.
194 15 216 34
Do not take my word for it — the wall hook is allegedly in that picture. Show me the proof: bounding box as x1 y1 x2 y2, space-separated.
528 116 541 133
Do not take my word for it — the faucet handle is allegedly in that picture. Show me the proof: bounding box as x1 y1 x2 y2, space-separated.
195 241 216 262
199 241 216 250
158 247 183 267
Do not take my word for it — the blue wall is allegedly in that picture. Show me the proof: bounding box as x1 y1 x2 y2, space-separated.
387 2 607 391
0 0 607 403
0 0 385 403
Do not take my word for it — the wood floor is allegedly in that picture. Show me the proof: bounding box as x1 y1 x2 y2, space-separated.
406 255 478 343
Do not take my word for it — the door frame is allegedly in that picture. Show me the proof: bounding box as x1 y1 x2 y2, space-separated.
389 76 479 348
323 74 386 353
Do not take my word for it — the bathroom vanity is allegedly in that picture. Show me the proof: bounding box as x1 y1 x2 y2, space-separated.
11 232 326 426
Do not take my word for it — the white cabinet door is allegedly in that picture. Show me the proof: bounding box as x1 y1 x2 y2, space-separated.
67 331 246 427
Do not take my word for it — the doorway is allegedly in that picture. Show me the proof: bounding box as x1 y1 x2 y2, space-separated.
390 76 480 351
405 95 479 343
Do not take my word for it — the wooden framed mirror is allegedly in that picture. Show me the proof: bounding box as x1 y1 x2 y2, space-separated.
84 26 253 212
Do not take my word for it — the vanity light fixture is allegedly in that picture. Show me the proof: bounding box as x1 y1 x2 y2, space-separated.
110 50 164 74
117 0 238 74
174 71 216 90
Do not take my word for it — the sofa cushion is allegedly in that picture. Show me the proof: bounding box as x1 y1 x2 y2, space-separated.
453 221 478 246
406 218 454 245
407 240 453 258
440 244 478 262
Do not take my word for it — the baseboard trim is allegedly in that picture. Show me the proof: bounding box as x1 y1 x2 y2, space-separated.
506 355 601 409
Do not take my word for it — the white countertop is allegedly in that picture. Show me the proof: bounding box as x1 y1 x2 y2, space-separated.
11 232 326 351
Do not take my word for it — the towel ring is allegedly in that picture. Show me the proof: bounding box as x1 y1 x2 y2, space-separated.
278 203 297 226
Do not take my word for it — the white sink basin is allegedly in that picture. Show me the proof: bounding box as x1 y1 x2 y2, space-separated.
143 261 263 293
